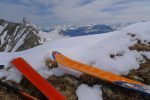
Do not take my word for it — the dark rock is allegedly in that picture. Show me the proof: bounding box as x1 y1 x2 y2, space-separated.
0 65 4 69
47 75 79 100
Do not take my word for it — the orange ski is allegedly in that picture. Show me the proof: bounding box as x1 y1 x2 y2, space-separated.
52 51 150 95
12 57 67 100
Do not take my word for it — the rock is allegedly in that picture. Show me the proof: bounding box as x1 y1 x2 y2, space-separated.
20 77 47 100
101 85 143 100
45 58 58 69
0 80 22 100
79 74 105 86
47 75 79 100
129 43 150 52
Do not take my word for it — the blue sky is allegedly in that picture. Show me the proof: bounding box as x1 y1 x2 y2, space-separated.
0 0 150 27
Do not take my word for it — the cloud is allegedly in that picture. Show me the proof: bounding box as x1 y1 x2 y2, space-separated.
0 0 150 26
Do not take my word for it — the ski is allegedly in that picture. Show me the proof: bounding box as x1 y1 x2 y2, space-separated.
12 57 67 100
52 51 150 96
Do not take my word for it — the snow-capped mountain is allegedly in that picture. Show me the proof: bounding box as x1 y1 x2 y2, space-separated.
0 18 41 52
41 22 138 37
0 18 65 52
42 24 114 37
0 18 144 53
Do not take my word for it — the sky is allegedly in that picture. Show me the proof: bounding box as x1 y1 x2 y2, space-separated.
0 0 150 27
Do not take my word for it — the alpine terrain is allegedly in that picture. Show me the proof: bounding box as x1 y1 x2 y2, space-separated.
0 19 150 100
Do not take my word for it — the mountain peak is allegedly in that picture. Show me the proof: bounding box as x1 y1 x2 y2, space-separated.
0 19 41 52
21 17 30 26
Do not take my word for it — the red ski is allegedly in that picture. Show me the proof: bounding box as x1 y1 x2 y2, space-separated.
12 57 67 100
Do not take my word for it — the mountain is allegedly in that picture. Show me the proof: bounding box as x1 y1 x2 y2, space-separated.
0 18 41 52
41 22 137 37
42 24 114 37
0 18 140 53
60 24 114 36
0 18 65 52
0 22 150 100
41 21 140 37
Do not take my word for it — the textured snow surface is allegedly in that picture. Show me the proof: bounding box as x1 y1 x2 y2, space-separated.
0 22 150 100
76 84 102 100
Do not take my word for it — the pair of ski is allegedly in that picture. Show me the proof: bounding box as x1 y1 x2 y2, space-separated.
11 51 150 100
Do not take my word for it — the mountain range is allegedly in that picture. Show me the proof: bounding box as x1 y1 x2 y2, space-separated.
42 24 114 37
0 18 133 52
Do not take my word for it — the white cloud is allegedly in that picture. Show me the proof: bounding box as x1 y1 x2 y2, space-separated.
48 0 150 25
0 0 150 26
50 0 115 23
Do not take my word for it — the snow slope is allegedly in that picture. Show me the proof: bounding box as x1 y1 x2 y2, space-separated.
38 30 67 43
0 22 150 100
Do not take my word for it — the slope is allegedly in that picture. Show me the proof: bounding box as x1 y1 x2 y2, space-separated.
0 22 150 99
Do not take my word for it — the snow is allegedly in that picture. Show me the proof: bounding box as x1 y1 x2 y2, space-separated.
0 24 8 47
0 22 150 79
0 31 8 46
11 29 28 52
0 23 7 33
13 26 20 36
141 52 150 59
76 84 102 100
0 22 150 99
4 68 22 83
39 30 67 43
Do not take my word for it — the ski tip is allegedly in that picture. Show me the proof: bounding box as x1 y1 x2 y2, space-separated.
52 51 61 60
11 57 24 64
114 81 150 96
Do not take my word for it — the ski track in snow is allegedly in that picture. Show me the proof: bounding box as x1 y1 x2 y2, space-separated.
0 22 150 100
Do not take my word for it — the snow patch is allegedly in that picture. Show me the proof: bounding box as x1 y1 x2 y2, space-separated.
0 31 8 45
76 84 102 100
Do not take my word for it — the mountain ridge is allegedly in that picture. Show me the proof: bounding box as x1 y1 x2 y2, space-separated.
0 18 41 52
